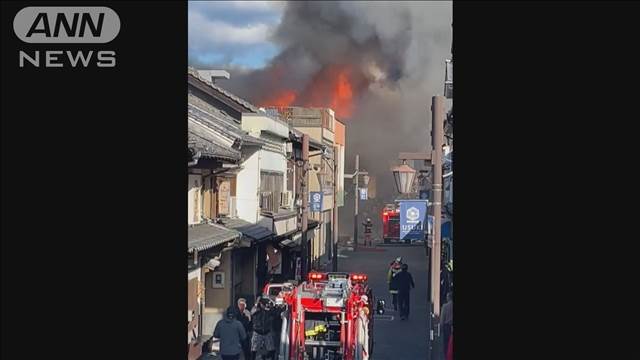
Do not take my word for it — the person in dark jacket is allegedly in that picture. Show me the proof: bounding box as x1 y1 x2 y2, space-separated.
387 257 402 311
213 306 247 360
234 298 252 360
395 263 415 320
250 297 277 360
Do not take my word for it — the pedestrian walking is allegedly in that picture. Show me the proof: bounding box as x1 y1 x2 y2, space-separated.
251 297 277 360
213 306 247 360
234 298 252 360
440 291 453 359
387 257 402 311
394 263 415 320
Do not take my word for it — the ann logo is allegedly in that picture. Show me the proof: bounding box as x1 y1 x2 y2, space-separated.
13 7 120 68
13 7 120 44
26 12 105 39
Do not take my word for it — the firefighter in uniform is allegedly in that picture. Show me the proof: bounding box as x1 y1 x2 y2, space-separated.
363 218 373 246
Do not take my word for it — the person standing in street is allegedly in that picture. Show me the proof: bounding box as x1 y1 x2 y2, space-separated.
394 263 415 320
234 298 252 360
387 257 402 311
213 306 247 360
251 297 277 360
440 291 453 359
363 217 373 246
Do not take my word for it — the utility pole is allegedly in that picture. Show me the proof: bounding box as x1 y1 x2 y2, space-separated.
353 154 359 251
332 146 339 272
345 155 367 252
430 95 445 359
300 134 309 280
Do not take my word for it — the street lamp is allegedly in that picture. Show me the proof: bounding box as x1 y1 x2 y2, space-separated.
391 161 417 194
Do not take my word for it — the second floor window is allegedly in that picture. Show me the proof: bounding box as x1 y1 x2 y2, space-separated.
260 171 284 212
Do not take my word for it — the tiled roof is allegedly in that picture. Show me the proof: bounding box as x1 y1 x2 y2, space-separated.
188 67 259 113
188 223 241 253
188 117 241 162
188 100 265 147
217 218 274 243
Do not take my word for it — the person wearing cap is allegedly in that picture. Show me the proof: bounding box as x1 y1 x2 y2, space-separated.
213 306 247 360
234 298 252 360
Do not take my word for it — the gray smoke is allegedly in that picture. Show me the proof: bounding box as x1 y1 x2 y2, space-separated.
216 1 452 236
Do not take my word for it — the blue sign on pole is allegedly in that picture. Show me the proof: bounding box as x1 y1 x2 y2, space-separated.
310 192 323 212
359 188 368 200
399 199 428 242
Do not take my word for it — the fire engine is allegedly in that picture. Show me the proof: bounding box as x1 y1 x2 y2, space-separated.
382 203 400 243
263 271 384 360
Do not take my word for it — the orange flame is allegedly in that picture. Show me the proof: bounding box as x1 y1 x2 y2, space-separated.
257 64 361 119
301 64 355 119
257 89 297 108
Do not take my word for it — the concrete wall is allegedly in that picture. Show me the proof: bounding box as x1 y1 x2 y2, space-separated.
242 113 289 139
295 127 322 143
236 150 260 223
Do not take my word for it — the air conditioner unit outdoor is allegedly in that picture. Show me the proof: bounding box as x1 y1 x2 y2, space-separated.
280 191 292 208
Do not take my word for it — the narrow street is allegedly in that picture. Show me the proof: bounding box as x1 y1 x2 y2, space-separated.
338 244 430 360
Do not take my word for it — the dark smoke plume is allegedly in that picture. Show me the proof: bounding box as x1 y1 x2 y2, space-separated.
212 1 452 236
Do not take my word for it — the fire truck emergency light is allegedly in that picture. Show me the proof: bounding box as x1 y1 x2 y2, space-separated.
351 274 368 282
308 272 325 281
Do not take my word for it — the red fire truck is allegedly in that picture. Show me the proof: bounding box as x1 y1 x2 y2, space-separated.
382 203 400 243
263 272 383 360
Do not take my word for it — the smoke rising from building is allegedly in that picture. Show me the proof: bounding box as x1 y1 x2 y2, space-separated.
206 1 452 235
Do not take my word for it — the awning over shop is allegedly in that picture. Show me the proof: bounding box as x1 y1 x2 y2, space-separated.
217 218 275 245
278 220 320 248
188 223 241 253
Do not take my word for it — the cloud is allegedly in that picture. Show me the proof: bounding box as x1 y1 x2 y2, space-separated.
188 1 285 69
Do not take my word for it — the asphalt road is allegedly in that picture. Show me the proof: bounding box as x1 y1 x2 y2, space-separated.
338 244 430 360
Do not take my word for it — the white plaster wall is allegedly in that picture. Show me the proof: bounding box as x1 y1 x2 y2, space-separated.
236 151 260 223
260 149 287 191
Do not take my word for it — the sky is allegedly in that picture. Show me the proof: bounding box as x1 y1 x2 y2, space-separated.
188 1 286 70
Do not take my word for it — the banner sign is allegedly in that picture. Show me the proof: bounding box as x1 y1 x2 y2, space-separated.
399 199 428 241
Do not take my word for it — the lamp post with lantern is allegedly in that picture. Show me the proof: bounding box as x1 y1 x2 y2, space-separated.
391 95 446 360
